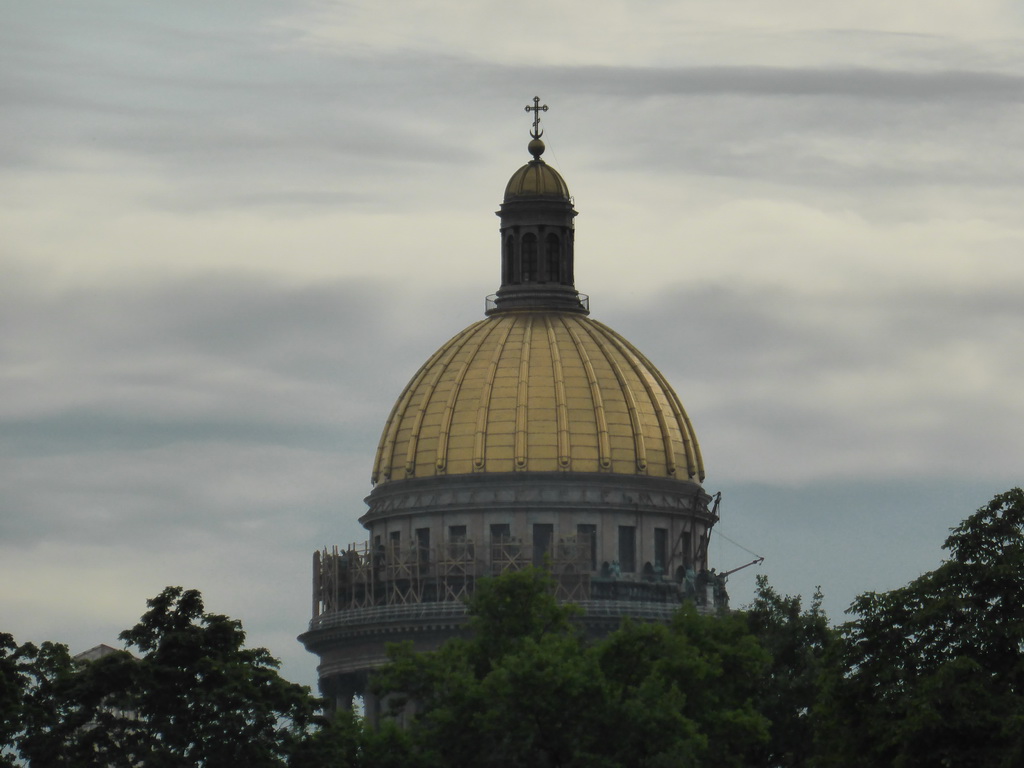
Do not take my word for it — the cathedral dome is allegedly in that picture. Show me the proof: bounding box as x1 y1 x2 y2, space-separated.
305 101 722 704
372 312 704 485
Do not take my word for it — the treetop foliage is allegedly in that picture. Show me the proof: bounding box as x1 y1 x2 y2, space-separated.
375 567 773 768
818 487 1024 767
4 587 322 767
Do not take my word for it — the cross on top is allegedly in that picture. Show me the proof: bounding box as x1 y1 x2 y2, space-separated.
525 96 548 138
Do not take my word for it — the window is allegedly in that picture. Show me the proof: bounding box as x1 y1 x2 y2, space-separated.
521 234 538 282
448 525 467 542
389 530 401 553
533 523 553 567
415 527 431 566
566 232 574 284
490 523 511 542
654 528 668 571
681 531 693 570
503 235 514 283
618 526 636 573
577 524 597 570
545 234 560 283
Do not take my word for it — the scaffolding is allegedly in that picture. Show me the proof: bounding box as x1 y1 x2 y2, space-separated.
313 534 595 617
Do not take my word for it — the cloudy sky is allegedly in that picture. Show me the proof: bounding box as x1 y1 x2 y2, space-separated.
3 0 1022 688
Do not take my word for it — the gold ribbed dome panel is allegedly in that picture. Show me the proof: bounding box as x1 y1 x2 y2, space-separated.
372 313 704 484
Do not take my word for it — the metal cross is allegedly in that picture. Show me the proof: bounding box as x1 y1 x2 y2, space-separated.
525 96 548 138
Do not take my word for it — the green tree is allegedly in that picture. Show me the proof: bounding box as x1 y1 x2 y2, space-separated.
12 587 333 767
373 567 770 768
375 568 605 768
118 587 316 766
597 607 770 768
743 576 836 767
0 632 35 768
287 707 418 768
817 488 1024 767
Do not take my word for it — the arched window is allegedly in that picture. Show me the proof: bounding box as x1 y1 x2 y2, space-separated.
503 235 514 284
545 234 560 283
566 231 575 284
521 234 537 282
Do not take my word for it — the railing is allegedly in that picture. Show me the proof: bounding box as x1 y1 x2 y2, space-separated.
484 293 590 313
310 534 730 619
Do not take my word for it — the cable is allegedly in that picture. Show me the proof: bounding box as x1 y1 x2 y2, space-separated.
713 529 764 560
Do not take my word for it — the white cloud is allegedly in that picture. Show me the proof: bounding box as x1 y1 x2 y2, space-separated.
276 1 1020 68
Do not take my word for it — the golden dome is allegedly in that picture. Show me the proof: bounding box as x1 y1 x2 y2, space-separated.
372 312 704 485
503 139 571 201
